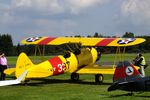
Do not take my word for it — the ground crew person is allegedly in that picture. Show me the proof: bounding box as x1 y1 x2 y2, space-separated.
133 53 146 77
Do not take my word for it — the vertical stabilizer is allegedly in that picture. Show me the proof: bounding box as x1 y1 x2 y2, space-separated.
15 52 34 79
113 61 141 83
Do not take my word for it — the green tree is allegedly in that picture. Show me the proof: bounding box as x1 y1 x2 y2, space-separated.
0 34 13 56
136 35 150 52
94 32 99 37
122 32 134 38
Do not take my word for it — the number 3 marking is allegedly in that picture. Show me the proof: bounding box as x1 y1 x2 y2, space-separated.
57 64 63 72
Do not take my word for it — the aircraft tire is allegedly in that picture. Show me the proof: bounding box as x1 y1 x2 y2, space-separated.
95 74 104 84
71 73 79 81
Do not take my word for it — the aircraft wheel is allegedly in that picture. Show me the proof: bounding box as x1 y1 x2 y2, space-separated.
95 74 104 84
71 73 79 81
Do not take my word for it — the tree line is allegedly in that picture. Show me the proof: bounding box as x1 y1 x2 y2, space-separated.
0 32 150 56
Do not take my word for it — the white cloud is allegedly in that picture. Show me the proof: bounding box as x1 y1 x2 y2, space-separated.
10 0 108 15
121 0 150 26
0 0 109 34
29 19 77 35
1 0 150 44
0 0 109 25
12 0 31 8
11 0 64 15
65 0 109 14
0 3 12 24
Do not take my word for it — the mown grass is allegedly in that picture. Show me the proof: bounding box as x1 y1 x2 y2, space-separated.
1 53 150 100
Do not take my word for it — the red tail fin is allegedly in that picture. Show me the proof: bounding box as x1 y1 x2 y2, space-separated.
113 61 141 83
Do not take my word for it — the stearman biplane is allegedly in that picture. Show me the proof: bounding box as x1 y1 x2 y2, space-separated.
0 36 146 86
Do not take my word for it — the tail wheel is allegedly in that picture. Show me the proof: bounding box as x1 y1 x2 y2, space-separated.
95 74 104 84
22 80 30 86
71 73 79 81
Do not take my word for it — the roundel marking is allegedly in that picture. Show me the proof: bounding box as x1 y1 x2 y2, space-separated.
125 66 134 76
26 36 42 42
117 38 136 44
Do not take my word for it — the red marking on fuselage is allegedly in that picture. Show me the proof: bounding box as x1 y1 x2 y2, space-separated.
38 37 56 45
96 38 115 46
48 56 65 76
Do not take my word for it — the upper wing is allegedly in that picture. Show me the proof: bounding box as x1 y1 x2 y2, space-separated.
21 36 146 46
76 64 115 74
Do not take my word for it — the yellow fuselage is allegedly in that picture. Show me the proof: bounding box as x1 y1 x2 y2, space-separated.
19 47 98 79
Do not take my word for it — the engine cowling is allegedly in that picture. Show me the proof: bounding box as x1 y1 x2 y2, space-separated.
66 47 98 73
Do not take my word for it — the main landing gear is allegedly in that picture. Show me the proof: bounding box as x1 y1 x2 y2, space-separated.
71 73 79 81
70 73 104 84
95 74 104 84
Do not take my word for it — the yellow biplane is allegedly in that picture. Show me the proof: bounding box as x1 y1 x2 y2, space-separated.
1 36 145 86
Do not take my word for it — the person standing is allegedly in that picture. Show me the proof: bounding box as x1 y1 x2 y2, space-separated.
133 54 140 66
133 53 146 77
0 53 8 80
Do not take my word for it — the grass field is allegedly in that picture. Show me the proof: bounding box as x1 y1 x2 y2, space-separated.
0 53 150 100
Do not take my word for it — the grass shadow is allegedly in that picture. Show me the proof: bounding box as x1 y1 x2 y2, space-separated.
21 78 112 86
108 92 150 98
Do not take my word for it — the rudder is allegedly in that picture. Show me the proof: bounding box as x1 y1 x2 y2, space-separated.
15 52 34 80
113 61 141 83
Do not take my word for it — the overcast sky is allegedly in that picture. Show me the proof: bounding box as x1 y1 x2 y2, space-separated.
0 0 150 44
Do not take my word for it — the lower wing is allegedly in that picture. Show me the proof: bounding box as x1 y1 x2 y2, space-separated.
76 64 115 74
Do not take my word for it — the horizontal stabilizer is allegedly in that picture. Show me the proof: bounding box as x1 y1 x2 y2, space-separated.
0 70 28 86
4 68 16 75
108 81 136 91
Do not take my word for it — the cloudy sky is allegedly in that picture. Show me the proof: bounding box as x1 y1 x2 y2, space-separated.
0 0 150 44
